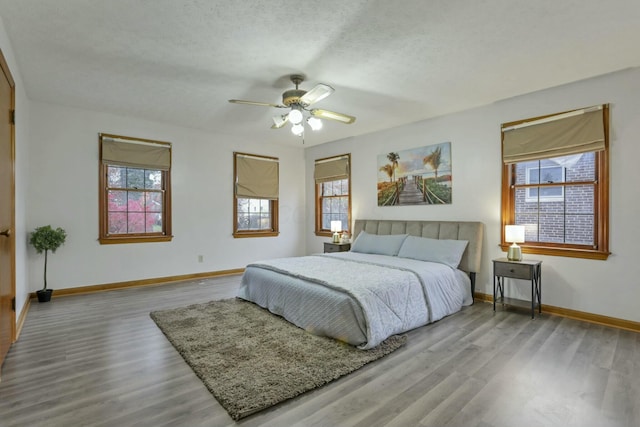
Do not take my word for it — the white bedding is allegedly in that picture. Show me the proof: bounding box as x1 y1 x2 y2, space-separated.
237 252 471 349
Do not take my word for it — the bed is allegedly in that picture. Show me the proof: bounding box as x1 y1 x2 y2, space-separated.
237 219 484 349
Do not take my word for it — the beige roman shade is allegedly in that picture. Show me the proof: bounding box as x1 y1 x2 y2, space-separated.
314 155 350 183
235 153 279 200
101 135 171 170
502 105 606 164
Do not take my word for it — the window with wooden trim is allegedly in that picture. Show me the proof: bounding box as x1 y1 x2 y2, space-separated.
500 105 609 259
234 152 279 238
99 133 172 244
314 154 351 236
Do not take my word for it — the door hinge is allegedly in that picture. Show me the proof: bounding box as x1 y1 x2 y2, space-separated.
11 297 15 311
10 109 15 125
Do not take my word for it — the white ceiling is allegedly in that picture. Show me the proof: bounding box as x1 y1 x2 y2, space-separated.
1 0 639 147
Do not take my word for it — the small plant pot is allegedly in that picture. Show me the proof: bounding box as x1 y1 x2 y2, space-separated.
36 289 53 303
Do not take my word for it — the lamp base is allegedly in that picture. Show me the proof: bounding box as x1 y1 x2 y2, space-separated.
507 244 522 261
333 232 340 243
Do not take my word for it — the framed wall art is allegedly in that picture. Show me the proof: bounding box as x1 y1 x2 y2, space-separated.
377 142 452 206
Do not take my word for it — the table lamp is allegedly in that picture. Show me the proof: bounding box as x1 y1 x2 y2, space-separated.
505 225 525 261
330 221 342 243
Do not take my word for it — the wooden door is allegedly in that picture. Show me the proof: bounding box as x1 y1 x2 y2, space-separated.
0 49 15 370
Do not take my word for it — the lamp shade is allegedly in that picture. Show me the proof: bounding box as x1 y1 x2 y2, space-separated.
291 123 304 136
330 221 342 233
288 109 303 125
505 225 525 243
307 116 323 131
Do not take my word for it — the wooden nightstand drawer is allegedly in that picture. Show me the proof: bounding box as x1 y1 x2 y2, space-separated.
324 242 351 253
494 261 531 280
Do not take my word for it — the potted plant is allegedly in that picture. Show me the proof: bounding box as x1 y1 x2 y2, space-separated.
29 225 67 303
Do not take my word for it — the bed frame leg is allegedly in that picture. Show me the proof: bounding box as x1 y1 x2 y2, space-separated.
469 272 476 305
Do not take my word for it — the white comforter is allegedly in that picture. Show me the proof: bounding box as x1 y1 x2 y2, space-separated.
242 252 466 349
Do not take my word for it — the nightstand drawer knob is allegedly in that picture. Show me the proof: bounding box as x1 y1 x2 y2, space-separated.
510 269 515 273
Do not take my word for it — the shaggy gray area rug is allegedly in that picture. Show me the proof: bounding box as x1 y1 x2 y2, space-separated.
150 298 407 420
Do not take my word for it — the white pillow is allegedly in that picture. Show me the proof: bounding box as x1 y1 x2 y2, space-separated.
350 231 408 256
397 235 468 268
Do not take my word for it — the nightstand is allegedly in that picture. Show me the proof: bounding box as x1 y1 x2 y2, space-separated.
324 242 351 253
493 257 542 318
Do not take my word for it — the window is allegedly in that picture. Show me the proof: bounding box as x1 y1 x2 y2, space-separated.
315 154 351 236
99 133 172 244
525 164 565 201
234 152 279 238
501 105 609 259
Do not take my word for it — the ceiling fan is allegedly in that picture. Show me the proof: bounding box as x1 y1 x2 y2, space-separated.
228 74 356 136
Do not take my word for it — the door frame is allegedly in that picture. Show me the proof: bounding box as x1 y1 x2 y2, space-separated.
0 47 16 370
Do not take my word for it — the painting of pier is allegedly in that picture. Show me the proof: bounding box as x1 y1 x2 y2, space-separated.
377 142 452 206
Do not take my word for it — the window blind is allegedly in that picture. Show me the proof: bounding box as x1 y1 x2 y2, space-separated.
314 155 349 183
235 153 279 199
502 105 606 164
101 135 171 170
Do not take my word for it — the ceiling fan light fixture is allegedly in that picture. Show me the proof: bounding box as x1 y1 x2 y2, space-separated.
291 123 304 136
229 74 355 139
307 116 323 131
288 108 303 124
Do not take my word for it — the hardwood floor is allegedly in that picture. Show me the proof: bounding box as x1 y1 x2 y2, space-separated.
0 275 638 427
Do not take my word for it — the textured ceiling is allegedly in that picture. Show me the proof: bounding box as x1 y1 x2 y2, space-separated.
1 0 639 147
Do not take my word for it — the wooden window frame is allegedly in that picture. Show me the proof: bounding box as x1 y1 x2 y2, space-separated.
99 134 172 244
314 154 351 237
500 108 610 260
233 152 279 238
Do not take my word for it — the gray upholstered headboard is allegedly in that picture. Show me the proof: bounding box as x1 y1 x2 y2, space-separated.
352 219 484 274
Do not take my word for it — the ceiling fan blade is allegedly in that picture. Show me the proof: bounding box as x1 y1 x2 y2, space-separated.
228 99 286 108
310 109 356 124
271 114 289 129
298 84 334 107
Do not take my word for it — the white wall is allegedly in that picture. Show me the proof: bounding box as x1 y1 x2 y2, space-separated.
26 101 306 290
305 67 640 323
0 16 31 319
